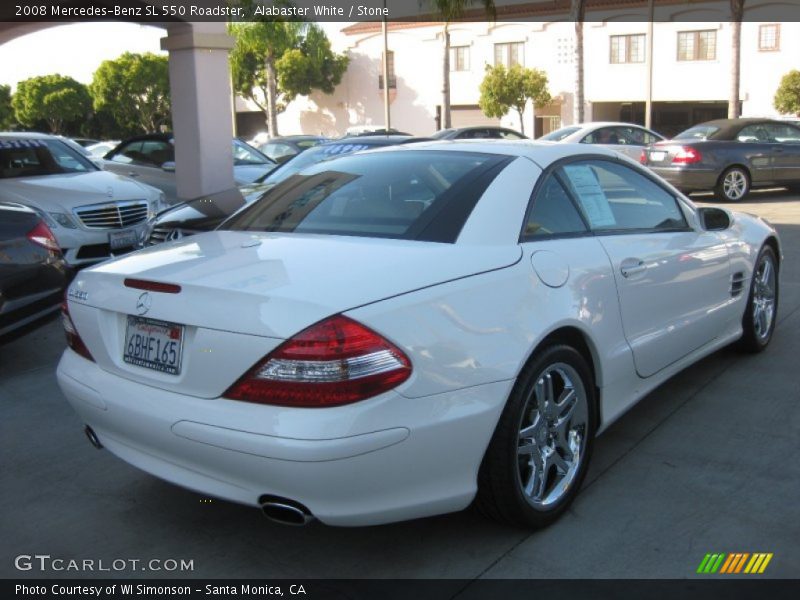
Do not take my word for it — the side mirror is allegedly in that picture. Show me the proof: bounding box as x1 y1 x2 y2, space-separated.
698 207 731 231
161 161 176 173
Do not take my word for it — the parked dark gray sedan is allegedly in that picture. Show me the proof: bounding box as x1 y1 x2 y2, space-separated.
642 118 800 201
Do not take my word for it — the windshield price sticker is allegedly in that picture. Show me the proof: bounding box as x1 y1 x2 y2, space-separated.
562 164 617 228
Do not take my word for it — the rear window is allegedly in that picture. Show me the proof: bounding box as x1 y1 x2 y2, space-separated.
673 125 720 141
0 139 97 178
224 150 509 242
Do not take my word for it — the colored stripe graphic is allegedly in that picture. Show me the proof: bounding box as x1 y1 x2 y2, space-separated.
702 553 726 573
700 553 774 575
719 554 736 574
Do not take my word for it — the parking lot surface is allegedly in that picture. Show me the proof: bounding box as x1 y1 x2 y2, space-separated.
1 190 798 581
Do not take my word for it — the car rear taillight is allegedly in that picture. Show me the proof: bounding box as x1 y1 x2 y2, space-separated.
639 149 647 164
62 296 94 362
671 146 703 165
27 220 61 253
224 315 412 407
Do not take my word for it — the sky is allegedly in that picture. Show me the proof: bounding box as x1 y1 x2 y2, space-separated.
0 22 349 91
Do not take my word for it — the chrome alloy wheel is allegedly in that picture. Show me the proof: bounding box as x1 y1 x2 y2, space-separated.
723 169 748 200
516 363 588 508
752 253 777 341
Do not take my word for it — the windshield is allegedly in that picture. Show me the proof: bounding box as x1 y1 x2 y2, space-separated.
257 142 379 186
673 125 720 141
0 138 98 178
232 139 274 166
225 150 507 242
539 127 581 141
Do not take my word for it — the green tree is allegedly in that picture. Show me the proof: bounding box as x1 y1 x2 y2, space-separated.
12 75 91 134
430 0 496 130
229 17 347 137
774 70 800 116
0 85 14 130
90 52 171 136
479 64 551 135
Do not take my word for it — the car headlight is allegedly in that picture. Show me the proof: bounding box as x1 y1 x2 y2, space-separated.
48 212 78 229
150 192 167 218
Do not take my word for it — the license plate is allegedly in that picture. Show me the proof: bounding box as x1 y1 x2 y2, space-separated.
649 151 667 162
123 316 184 375
109 229 139 250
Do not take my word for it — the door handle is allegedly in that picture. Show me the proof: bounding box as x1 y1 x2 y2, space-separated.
127 172 139 177
620 258 647 278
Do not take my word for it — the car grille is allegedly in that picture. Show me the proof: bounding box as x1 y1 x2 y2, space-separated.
148 226 201 245
74 201 149 230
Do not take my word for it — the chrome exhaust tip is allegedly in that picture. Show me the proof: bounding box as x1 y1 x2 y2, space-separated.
258 495 315 526
84 425 103 449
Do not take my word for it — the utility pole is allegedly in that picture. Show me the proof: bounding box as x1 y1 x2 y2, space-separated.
382 0 391 130
645 0 654 129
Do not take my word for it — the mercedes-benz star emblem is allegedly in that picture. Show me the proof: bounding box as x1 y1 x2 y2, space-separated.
136 292 152 316
166 229 183 242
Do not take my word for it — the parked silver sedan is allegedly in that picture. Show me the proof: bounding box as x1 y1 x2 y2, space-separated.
540 122 665 161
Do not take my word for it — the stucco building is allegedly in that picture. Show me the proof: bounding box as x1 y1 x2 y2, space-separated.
236 1 800 139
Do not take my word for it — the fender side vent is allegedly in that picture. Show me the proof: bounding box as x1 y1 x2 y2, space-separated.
730 272 746 297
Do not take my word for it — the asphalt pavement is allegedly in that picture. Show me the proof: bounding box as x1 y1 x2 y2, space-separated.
1 189 798 582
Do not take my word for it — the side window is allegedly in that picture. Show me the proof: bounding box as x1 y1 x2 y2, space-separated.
582 127 619 145
524 176 588 238
736 125 769 143
110 141 143 164
139 141 174 166
619 127 659 145
764 124 800 143
499 130 525 140
558 160 688 232
264 142 295 160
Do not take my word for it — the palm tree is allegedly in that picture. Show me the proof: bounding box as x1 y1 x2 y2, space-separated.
431 0 496 130
570 0 586 124
729 0 745 118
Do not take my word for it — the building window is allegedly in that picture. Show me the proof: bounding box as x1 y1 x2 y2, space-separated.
677 30 717 61
378 51 396 89
759 24 780 51
610 34 646 64
450 46 470 71
556 37 574 64
494 42 524 67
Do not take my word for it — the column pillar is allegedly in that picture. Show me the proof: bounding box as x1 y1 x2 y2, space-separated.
161 23 235 199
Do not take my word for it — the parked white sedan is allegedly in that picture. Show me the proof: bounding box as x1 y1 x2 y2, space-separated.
57 141 780 527
540 121 665 161
0 133 164 266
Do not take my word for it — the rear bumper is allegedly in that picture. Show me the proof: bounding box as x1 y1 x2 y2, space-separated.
56 349 511 526
649 166 719 192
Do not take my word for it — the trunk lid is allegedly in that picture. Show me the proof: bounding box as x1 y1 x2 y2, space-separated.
68 231 520 397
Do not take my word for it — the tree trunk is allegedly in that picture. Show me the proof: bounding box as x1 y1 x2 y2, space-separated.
517 108 525 136
728 1 744 118
265 57 280 137
571 1 585 124
442 23 451 130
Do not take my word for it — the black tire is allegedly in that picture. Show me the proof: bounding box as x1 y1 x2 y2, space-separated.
737 245 779 353
476 345 597 528
714 166 751 202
